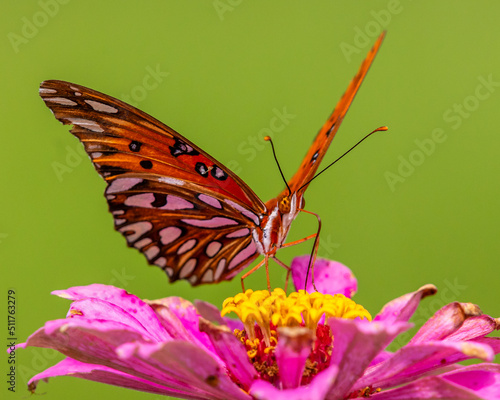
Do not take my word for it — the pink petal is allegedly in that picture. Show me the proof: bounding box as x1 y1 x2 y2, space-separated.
410 302 483 344
326 318 411 398
68 298 170 342
194 300 227 325
373 366 500 400
446 315 500 341
473 337 500 355
118 340 252 400
291 256 357 297
250 364 338 400
374 284 437 324
354 340 495 390
372 376 485 399
53 285 170 342
28 358 191 397
369 350 393 367
148 297 216 355
275 327 314 389
199 318 258 391
443 369 500 400
22 319 211 395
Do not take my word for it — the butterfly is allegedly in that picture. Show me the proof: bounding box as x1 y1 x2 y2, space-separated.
40 32 385 289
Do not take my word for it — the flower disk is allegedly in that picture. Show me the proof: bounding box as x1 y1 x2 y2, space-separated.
222 289 372 385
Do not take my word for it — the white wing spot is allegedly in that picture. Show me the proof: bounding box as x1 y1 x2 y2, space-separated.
158 177 185 186
214 259 227 281
163 195 194 210
165 267 174 277
45 97 77 106
179 258 197 278
125 193 154 208
75 92 82 96
107 178 143 194
134 238 152 249
84 100 119 113
201 269 214 283
177 238 197 255
198 194 222 209
205 241 222 258
225 228 251 239
39 88 57 94
90 152 103 159
112 209 125 215
229 241 257 270
144 246 160 260
181 217 238 228
114 218 126 226
67 118 104 133
225 199 260 226
119 221 152 243
188 275 198 285
159 227 182 245
155 257 167 267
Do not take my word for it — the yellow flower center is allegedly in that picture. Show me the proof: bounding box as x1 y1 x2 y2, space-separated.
221 288 371 347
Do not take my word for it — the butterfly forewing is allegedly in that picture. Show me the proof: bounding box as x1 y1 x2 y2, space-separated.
40 80 265 284
285 32 385 195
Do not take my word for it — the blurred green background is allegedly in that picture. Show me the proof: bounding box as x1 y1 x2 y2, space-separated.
1 1 499 399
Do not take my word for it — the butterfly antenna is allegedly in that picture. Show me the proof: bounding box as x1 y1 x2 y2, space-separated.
265 136 291 196
298 126 388 191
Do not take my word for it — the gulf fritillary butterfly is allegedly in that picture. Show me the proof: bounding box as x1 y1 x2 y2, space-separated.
40 33 385 289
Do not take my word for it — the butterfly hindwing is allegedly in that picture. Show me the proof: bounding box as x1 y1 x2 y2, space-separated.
40 80 264 284
107 175 260 284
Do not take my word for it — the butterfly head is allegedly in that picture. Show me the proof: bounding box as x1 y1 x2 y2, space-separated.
278 196 291 214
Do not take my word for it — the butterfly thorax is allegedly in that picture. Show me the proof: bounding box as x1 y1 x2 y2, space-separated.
255 193 302 255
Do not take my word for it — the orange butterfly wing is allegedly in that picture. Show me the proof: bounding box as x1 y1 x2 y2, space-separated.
285 32 385 196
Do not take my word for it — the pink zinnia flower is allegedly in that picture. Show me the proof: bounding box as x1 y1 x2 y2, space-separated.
21 256 500 399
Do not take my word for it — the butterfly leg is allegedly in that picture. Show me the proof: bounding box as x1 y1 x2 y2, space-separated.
300 209 322 292
240 255 269 292
271 256 291 292
280 209 322 292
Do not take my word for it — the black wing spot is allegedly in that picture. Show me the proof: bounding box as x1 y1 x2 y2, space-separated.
311 151 319 164
169 138 200 158
140 160 153 169
211 165 228 181
151 193 167 208
129 141 142 152
195 162 209 177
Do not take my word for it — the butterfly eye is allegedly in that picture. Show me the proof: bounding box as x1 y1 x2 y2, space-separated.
278 196 291 214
